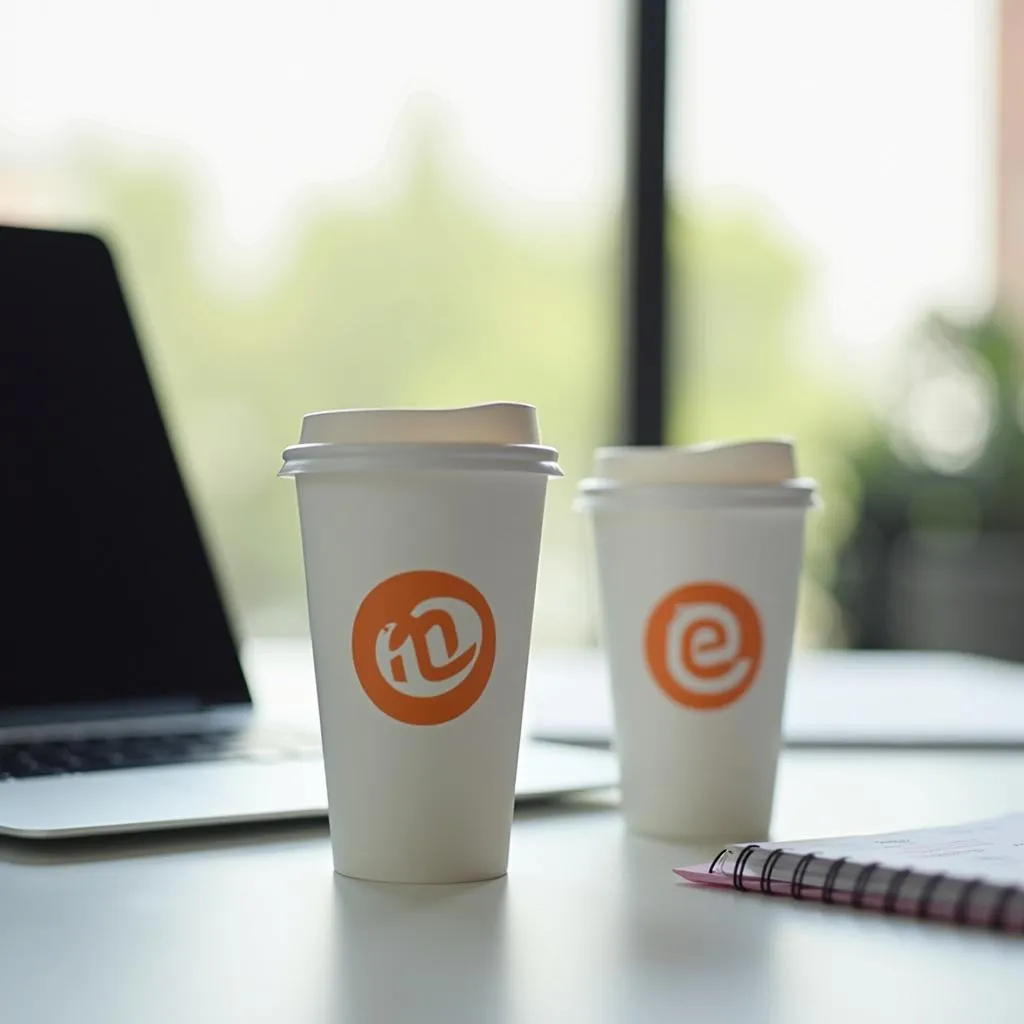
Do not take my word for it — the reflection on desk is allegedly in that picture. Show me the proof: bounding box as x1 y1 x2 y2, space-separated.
0 748 1022 1023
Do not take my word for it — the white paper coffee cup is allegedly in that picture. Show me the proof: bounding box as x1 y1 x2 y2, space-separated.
280 403 561 882
578 442 816 840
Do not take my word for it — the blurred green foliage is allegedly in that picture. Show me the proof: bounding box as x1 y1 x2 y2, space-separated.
832 310 1024 652
851 309 1024 527
60 124 868 644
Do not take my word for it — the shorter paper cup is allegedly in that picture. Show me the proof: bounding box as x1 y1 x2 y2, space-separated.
578 479 814 840
282 430 560 883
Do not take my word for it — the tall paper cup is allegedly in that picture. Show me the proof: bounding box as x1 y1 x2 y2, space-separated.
280 404 561 882
578 442 816 840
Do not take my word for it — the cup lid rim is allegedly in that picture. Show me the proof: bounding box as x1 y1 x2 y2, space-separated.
576 476 818 508
279 441 563 478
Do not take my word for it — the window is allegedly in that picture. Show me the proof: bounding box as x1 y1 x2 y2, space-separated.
7 1 1012 661
669 0 1001 653
3 0 624 646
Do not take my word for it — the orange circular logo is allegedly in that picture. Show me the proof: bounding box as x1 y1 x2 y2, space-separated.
351 570 496 725
643 582 763 710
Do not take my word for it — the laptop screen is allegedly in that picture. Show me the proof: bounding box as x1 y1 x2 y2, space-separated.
0 225 250 714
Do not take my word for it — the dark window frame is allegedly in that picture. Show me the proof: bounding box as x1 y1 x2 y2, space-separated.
622 0 670 446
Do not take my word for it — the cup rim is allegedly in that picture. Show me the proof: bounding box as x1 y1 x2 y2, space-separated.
575 476 818 509
279 441 563 478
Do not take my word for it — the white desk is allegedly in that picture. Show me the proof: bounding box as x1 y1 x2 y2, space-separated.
0 748 1022 1024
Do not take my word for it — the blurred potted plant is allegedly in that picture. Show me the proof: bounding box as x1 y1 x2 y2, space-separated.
834 308 1024 660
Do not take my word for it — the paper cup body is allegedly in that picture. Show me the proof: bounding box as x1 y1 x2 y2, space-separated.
582 486 809 840
291 464 551 882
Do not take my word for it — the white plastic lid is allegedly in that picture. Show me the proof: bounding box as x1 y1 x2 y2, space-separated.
298 402 540 445
280 403 561 478
578 440 816 508
591 440 797 485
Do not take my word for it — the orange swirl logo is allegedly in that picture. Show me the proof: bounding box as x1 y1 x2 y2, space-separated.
351 570 496 726
644 582 763 710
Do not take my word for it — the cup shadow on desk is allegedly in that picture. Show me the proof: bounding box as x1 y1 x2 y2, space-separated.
610 830 780 1014
0 817 330 867
324 795 621 1023
329 874 512 1022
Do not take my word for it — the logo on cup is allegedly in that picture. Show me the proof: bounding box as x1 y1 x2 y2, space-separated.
351 570 496 725
644 582 763 710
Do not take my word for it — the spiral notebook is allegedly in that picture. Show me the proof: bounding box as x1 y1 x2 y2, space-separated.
677 814 1024 932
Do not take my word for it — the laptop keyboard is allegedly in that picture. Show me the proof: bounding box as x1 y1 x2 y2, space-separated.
0 729 322 781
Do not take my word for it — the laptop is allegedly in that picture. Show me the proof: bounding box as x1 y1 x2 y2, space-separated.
0 224 617 839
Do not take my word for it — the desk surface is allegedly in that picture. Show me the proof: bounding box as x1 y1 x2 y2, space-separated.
1 748 1023 1024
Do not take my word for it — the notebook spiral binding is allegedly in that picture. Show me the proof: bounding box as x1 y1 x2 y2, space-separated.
707 844 1024 933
